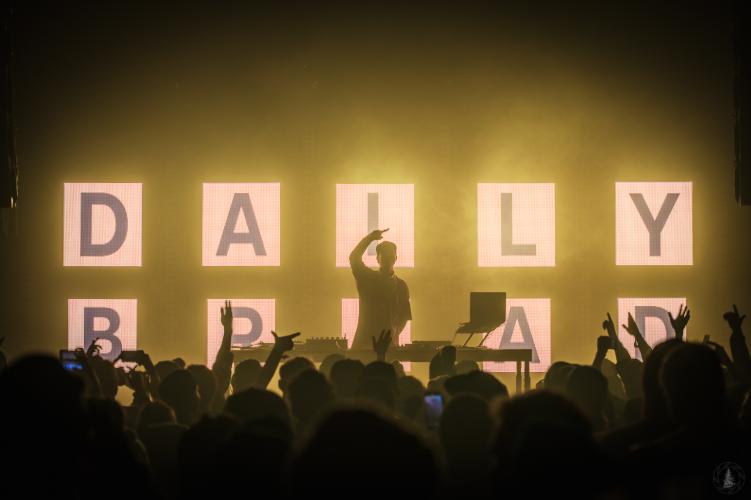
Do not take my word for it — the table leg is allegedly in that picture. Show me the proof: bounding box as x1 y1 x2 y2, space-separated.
524 360 530 392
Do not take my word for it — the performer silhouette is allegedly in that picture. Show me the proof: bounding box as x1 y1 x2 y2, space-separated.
349 229 411 349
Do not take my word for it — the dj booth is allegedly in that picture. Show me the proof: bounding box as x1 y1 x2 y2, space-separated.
232 342 533 393
233 292 533 392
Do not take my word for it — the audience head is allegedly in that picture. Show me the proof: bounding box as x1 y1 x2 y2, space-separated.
178 414 240 498
159 369 200 426
292 407 437 494
566 365 609 431
660 342 725 426
319 353 345 379
287 369 334 430
642 338 682 421
90 355 118 399
278 357 315 394
155 359 180 380
137 400 176 438
231 359 262 393
330 358 365 398
440 394 493 473
455 359 480 375
543 361 574 394
186 364 217 415
225 387 291 429
396 375 425 420
444 370 508 401
493 390 604 497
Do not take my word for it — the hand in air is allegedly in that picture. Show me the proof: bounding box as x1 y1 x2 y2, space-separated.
221 300 233 330
723 304 746 333
668 304 690 340
272 330 301 353
372 329 393 360
622 313 642 339
601 313 617 338
368 228 390 241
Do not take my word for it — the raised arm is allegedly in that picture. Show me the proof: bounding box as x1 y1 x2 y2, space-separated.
212 300 234 399
349 228 389 267
255 330 300 389
725 304 751 383
668 304 690 341
622 312 652 360
372 329 393 362
592 336 611 369
602 313 631 364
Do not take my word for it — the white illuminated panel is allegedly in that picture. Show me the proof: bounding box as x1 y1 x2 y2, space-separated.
483 298 551 373
342 298 411 371
207 299 275 365
617 298 687 357
64 183 142 266
68 299 137 362
335 184 414 268
615 182 692 265
202 183 280 266
478 183 555 267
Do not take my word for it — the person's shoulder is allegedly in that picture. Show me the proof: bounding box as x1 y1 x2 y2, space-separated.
353 263 377 278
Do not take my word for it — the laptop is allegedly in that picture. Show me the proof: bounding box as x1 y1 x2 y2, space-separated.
455 292 506 346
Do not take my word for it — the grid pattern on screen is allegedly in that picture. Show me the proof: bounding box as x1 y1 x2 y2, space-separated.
335 184 414 267
202 183 281 266
342 298 411 371
477 183 555 267
67 299 138 363
617 298 686 358
64 183 142 266
206 299 276 365
615 182 692 265
482 298 551 373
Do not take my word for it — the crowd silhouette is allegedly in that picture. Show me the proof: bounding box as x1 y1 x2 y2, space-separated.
0 303 749 499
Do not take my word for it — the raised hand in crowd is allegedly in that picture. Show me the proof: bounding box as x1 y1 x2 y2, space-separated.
272 329 301 354
622 312 652 359
74 345 102 397
668 304 690 341
372 329 393 362
221 299 234 331
602 313 631 364
126 369 151 406
212 300 235 404
255 330 302 389
724 304 751 383
86 337 103 357
115 349 161 403
592 335 612 369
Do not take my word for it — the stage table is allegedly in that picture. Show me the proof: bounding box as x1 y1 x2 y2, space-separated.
232 344 533 393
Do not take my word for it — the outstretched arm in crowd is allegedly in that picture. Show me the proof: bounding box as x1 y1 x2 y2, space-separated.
115 349 161 405
76 343 102 398
372 329 393 362
212 300 235 399
725 304 751 384
622 313 652 360
668 304 690 341
255 330 300 389
592 336 611 370
602 313 631 364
